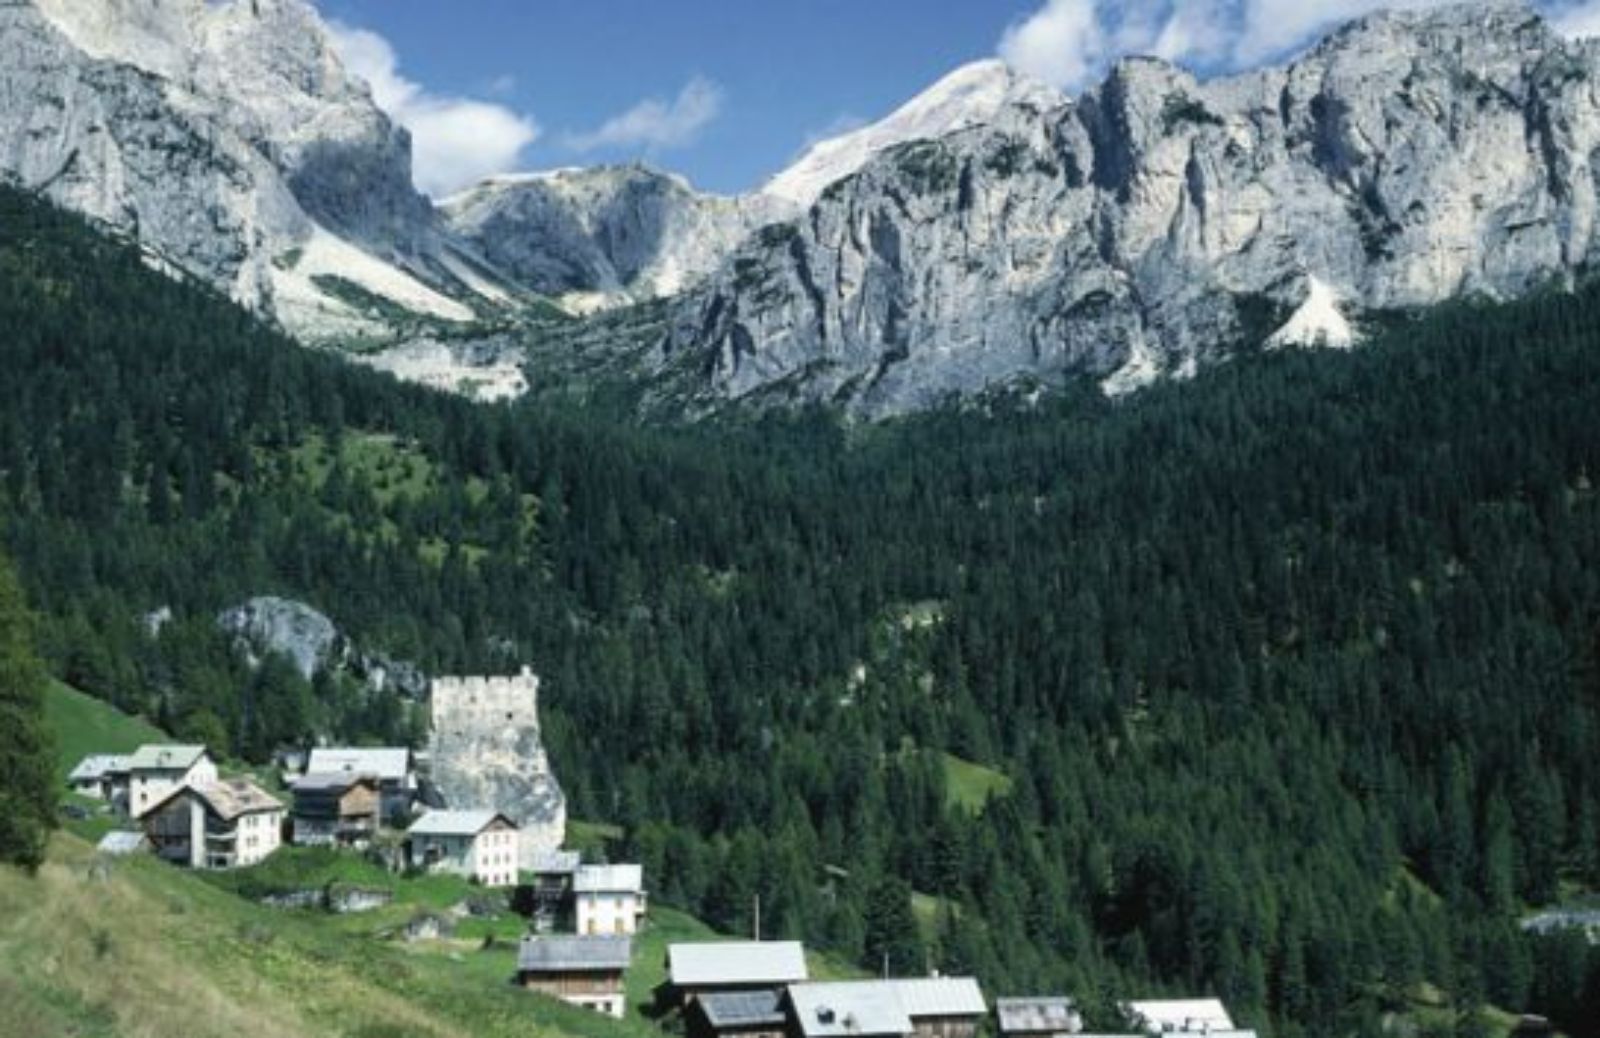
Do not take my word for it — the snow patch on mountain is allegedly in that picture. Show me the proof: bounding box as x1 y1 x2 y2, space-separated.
763 59 1066 207
1266 277 1358 350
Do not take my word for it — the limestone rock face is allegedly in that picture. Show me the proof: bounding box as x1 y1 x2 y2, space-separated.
0 0 487 341
656 3 1600 415
218 597 341 681
441 165 796 313
427 669 567 864
217 596 429 699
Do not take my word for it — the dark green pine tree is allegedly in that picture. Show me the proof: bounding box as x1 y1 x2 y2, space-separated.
0 552 55 870
864 875 925 977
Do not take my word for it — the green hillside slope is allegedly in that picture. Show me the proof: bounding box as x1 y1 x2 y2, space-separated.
7 184 1600 1035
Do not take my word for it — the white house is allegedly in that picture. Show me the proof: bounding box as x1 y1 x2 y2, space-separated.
126 745 217 818
141 777 284 869
406 810 520 887
574 863 648 935
68 754 128 801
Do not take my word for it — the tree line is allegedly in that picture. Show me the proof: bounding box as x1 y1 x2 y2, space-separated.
3 184 1600 1034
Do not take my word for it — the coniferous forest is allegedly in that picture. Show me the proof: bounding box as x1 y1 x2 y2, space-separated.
3 184 1600 1035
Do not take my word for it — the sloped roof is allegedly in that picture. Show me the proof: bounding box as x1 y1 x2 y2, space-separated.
517 935 633 972
306 747 412 781
787 979 987 1038
96 830 148 855
891 978 986 1018
407 809 515 837
1123 999 1234 1033
668 941 809 987
574 863 644 894
197 778 283 821
788 983 913 1038
291 772 379 794
69 755 128 781
698 989 787 1029
126 745 208 772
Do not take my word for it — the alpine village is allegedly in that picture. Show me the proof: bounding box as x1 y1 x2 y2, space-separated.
5 2 1600 1037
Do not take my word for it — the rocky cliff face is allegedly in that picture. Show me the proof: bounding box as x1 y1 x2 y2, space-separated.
442 165 795 313
655 3 1600 415
218 596 429 698
0 0 489 341
9 0 1600 417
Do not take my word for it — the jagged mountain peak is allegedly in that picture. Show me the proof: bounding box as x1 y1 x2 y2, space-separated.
640 1 1600 417
762 58 1066 207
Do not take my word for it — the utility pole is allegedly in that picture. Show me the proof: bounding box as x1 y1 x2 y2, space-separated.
753 894 761 941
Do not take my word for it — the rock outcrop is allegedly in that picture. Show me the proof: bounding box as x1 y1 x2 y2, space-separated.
654 3 1600 415
217 596 428 698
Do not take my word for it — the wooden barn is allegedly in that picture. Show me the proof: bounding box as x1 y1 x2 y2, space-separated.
516 935 633 1018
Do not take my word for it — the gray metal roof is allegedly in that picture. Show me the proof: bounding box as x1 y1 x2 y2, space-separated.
69 755 128 782
407 809 515 836
574 863 644 893
306 747 412 781
125 745 209 772
291 772 379 794
997 997 1081 1033
529 849 581 875
96 831 148 855
668 941 809 987
698 989 787 1028
786 979 987 1038
788 983 913 1038
517 935 633 972
891 978 986 1018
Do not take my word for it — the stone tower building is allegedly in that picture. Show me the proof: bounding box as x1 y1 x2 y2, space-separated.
428 665 567 864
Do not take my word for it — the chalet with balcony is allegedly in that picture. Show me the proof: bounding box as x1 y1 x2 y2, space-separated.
141 777 284 869
289 773 381 847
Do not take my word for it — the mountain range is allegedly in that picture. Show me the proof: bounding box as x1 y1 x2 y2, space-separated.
6 0 1600 415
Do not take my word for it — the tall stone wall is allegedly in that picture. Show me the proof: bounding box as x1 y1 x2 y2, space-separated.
428 665 567 864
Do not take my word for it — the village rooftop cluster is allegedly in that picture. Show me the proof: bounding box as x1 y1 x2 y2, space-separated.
67 686 1253 1037
77 743 462 878
517 933 1260 1038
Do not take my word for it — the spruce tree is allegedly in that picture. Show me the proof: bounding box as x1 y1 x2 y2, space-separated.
0 553 55 870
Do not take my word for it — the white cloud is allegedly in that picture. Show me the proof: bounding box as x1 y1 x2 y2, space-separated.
566 77 725 154
998 0 1105 93
999 1 1596 93
1551 0 1600 37
329 22 539 198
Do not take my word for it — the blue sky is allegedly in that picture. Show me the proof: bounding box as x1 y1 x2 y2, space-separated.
315 0 1042 197
313 0 1600 199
